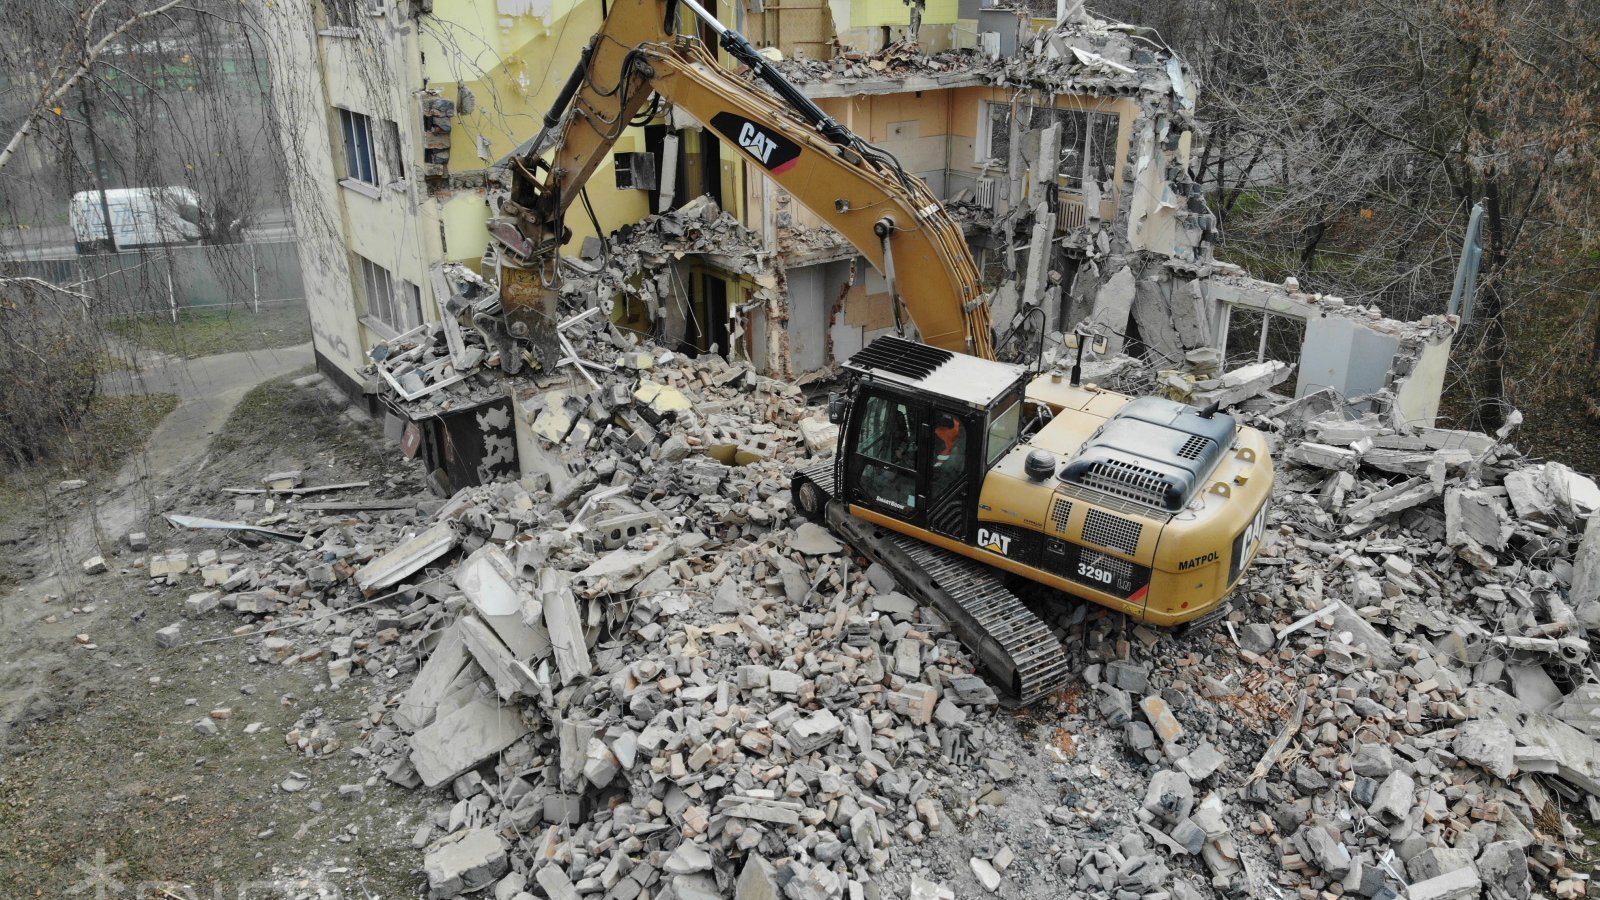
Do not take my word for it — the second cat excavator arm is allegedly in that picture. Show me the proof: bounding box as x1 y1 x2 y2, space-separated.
491 0 993 359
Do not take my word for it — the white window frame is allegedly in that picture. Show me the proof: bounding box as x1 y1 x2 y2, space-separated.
357 256 423 336
979 101 1120 191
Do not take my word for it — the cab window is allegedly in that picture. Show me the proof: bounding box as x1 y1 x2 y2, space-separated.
853 393 919 513
930 410 970 498
986 397 1021 465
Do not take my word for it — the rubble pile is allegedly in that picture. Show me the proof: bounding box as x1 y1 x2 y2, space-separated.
979 19 1189 100
775 42 978 85
159 342 1055 898
1197 399 1600 900
354 346 1059 900
136 316 1600 900
380 197 780 418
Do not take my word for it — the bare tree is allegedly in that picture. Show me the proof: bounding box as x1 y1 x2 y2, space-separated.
0 0 296 466
0 0 186 173
1103 0 1600 451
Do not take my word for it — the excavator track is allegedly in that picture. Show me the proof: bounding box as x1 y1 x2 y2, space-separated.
798 463 1072 704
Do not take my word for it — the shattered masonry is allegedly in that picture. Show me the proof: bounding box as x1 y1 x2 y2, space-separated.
150 325 1600 900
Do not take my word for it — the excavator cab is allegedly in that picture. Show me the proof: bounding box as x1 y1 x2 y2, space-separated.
832 337 1030 547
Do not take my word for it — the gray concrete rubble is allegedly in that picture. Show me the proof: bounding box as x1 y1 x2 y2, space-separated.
138 297 1600 900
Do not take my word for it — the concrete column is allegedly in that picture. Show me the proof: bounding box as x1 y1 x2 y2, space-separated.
657 134 679 214
1033 122 1061 195
1087 265 1135 354
1021 204 1056 310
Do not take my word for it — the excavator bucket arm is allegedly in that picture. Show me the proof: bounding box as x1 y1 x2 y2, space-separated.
495 0 993 358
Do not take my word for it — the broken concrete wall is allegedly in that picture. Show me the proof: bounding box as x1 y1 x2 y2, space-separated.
758 17 1207 378
1127 271 1213 364
941 89 1136 221
1209 270 1458 425
1392 325 1454 428
962 19 1217 375
784 261 836 374
1082 262 1134 353
1296 315 1402 407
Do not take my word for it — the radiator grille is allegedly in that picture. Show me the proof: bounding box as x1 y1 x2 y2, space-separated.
1049 497 1073 534
847 336 952 380
1080 460 1169 509
1082 508 1142 555
1177 435 1213 460
1052 194 1087 232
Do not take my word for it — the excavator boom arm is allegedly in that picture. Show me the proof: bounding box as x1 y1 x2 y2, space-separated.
500 0 993 358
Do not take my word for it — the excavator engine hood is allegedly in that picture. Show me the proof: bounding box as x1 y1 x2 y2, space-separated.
1058 396 1237 512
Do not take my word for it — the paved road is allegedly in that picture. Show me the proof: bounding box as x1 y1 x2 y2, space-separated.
103 340 313 401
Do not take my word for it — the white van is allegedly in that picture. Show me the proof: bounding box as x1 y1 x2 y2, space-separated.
70 187 206 253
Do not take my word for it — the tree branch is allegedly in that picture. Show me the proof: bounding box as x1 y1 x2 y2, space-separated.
0 276 96 312
0 0 187 173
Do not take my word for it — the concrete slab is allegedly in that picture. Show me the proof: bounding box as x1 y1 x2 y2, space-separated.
356 521 459 594
459 615 537 700
409 692 531 787
540 568 593 684
456 544 548 659
395 622 471 732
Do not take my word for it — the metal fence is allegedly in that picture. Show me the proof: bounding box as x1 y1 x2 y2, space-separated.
3 240 305 320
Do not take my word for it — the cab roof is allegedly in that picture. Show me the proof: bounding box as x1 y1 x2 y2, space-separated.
843 336 1026 409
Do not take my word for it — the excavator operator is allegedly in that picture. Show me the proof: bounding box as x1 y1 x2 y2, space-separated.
932 412 965 494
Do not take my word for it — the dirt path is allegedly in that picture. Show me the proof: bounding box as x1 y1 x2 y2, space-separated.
2 341 314 741
0 355 426 898
62 342 313 561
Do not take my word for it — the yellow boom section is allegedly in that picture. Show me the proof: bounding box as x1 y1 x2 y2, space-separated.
499 0 993 358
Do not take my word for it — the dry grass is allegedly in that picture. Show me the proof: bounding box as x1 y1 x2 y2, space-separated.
0 393 179 530
107 302 310 359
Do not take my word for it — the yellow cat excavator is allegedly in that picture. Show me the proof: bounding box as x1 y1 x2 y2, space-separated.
493 0 1275 702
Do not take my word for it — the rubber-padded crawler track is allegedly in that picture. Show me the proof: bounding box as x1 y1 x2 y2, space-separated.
797 462 1071 704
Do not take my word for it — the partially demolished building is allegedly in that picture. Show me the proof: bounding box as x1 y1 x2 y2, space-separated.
263 0 1455 489
214 6 1600 900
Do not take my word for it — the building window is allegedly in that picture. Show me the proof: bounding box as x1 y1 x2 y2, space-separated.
358 256 423 333
982 102 1119 191
339 109 377 186
326 0 361 28
398 279 423 328
384 119 406 182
